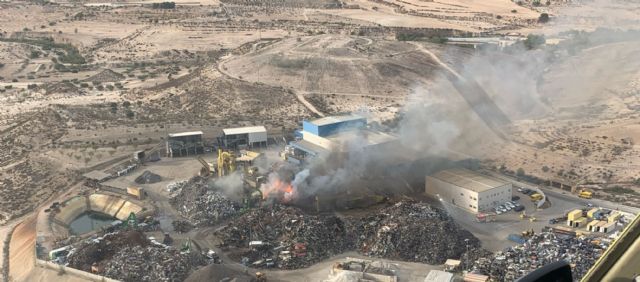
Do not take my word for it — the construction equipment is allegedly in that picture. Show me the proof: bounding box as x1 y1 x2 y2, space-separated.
578 189 593 199
521 229 535 238
217 149 236 177
123 212 138 229
197 156 215 177
530 193 543 201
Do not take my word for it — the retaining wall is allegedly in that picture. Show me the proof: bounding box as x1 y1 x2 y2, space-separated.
35 260 120 282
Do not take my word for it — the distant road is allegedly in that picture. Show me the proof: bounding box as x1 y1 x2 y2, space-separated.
486 170 639 215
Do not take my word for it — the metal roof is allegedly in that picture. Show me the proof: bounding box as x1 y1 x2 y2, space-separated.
424 270 453 282
168 131 203 138
430 169 508 193
82 170 112 181
223 126 266 135
307 115 364 126
289 140 329 155
326 129 396 147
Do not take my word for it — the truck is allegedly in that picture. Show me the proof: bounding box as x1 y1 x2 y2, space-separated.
578 190 593 199
530 193 543 201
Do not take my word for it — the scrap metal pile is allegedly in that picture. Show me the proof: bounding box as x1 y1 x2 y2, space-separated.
67 230 149 271
216 204 355 269
66 230 207 282
469 232 609 281
169 176 239 226
216 201 481 269
135 170 162 184
353 201 480 264
103 245 207 282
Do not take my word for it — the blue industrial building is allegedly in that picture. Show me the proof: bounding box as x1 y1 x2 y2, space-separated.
283 114 396 164
302 115 366 137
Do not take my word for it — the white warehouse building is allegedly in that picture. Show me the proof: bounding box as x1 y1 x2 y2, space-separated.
222 126 268 149
425 168 512 214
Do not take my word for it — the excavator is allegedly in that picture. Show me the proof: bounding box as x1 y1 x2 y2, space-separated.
197 156 215 177
217 148 236 177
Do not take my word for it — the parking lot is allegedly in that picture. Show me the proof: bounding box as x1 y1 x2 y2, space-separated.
439 185 590 252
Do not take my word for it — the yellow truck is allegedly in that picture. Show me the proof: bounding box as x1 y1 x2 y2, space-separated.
579 190 593 199
530 193 543 201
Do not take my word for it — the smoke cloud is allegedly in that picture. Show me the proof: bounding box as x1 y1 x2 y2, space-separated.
265 0 640 203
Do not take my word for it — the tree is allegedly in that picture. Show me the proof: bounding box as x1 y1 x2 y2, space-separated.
517 168 525 176
523 34 546 50
538 13 550 23
542 166 550 172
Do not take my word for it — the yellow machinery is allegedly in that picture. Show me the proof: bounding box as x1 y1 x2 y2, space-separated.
579 190 593 199
197 156 215 177
530 193 543 201
521 229 535 238
217 149 236 177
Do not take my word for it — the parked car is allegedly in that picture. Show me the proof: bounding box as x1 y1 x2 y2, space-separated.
517 188 523 192
512 196 520 201
514 205 525 212
496 209 503 215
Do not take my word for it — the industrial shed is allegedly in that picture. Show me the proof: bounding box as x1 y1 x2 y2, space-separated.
166 131 204 157
222 126 267 149
426 169 512 214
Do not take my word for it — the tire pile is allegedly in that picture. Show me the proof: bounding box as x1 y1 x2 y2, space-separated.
169 176 239 226
353 201 481 264
469 232 608 281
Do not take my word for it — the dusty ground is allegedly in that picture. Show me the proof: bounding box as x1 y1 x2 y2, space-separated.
0 0 640 281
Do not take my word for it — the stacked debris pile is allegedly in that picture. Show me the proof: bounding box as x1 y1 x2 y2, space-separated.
67 230 150 271
469 232 609 281
172 220 195 233
103 245 207 282
353 201 480 264
135 170 162 184
169 176 239 226
216 204 355 269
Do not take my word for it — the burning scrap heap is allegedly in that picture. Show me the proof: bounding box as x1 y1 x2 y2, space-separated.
169 176 239 226
67 230 208 282
216 204 355 269
353 201 480 264
469 232 609 281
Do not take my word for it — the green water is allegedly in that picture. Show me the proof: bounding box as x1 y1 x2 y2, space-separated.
69 211 115 235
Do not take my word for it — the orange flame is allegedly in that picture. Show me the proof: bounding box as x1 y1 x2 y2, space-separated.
260 174 296 203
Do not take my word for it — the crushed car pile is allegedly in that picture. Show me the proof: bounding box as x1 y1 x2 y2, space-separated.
354 201 480 264
216 204 354 269
66 230 208 282
169 176 239 226
216 200 481 269
469 232 609 281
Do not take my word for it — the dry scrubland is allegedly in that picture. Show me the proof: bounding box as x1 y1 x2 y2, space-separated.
0 0 638 221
